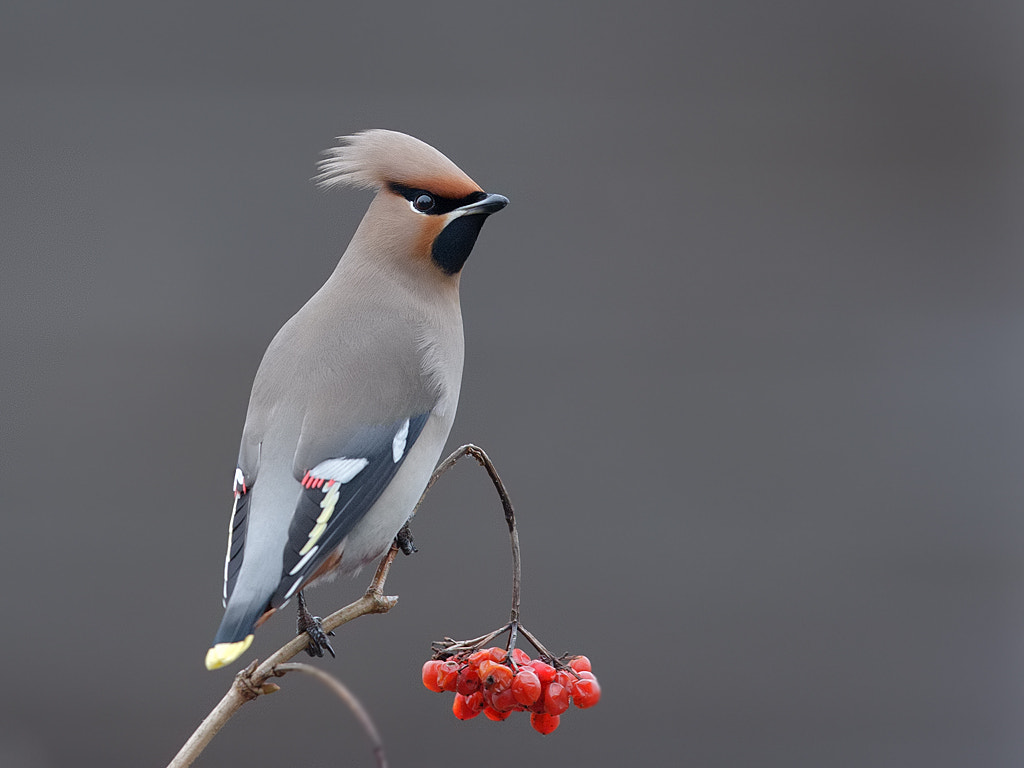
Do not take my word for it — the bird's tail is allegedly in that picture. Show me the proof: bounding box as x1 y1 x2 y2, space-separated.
205 596 270 670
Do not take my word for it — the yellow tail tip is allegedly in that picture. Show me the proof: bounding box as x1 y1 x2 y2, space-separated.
205 635 254 670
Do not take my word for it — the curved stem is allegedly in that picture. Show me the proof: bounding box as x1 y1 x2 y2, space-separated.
415 445 521 626
276 663 388 768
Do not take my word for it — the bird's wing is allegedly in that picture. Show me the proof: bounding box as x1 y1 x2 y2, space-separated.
222 464 255 607
268 411 431 607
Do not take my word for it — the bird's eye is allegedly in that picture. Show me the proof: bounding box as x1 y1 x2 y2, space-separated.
413 194 435 212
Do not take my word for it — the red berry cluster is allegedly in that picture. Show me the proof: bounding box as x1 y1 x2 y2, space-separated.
421 647 600 734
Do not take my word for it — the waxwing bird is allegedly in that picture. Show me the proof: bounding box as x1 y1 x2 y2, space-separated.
206 130 507 670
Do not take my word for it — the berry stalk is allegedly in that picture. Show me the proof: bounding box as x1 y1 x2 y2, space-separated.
410 444 522 631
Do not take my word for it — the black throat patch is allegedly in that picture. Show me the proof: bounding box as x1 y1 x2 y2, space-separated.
432 214 488 275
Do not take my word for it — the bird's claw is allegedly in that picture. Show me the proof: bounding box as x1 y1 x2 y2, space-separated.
296 591 336 658
302 617 336 659
396 522 418 556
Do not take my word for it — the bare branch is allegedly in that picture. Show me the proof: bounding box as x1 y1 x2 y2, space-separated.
166 588 397 768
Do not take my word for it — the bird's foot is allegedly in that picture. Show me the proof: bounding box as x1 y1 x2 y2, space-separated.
396 522 418 556
296 591 335 658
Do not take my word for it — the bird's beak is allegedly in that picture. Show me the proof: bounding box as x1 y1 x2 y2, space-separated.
457 193 509 216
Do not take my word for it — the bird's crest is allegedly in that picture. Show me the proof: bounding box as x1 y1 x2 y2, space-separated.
315 130 481 199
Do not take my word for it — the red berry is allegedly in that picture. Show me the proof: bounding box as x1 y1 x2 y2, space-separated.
511 668 542 706
511 647 531 665
438 660 460 692
568 655 592 673
421 660 445 693
468 649 492 665
476 659 499 680
477 660 513 690
530 712 560 735
544 681 570 716
484 706 512 721
453 693 482 720
528 660 556 684
456 666 481 695
527 696 548 714
572 672 601 709
554 670 575 689
490 686 519 713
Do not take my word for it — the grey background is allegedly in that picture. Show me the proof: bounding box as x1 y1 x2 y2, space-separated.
2 2 1023 766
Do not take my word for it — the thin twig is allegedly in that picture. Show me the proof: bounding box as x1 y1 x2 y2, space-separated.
516 624 558 662
431 623 513 657
275 663 388 768
168 549 401 768
166 589 397 768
